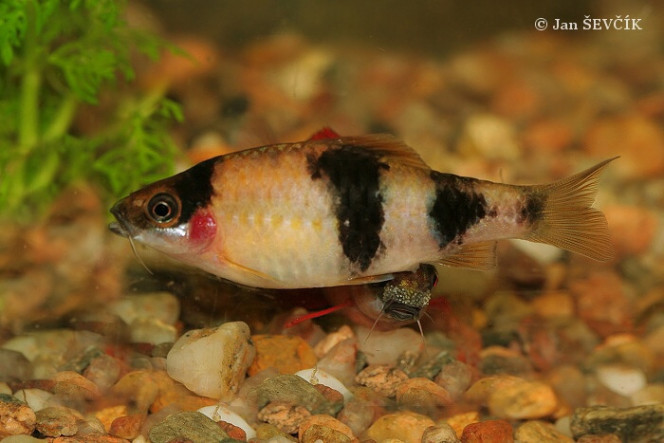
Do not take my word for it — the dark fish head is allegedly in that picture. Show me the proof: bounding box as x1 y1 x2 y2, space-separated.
352 264 437 326
108 158 219 258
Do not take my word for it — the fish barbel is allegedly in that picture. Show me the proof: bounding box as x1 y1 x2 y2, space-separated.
109 134 615 289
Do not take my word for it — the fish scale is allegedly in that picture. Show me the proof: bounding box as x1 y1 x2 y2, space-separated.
109 135 615 289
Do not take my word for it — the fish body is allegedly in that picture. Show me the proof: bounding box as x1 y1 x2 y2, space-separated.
110 135 614 289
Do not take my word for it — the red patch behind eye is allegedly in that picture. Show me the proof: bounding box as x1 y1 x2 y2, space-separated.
189 210 217 244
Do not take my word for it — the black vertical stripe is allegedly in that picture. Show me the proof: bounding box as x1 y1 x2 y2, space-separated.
428 171 487 248
171 156 219 223
309 145 389 272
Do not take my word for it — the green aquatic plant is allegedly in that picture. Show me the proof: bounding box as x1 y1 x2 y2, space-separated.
0 0 182 221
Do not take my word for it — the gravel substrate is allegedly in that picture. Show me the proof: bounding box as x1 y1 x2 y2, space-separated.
1 3 664 442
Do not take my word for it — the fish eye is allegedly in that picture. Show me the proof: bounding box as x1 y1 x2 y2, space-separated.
147 193 179 224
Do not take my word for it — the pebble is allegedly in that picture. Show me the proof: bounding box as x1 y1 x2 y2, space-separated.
82 353 122 392
421 423 460 443
51 371 101 408
0 383 11 395
256 374 340 416
631 383 664 406
166 321 255 400
129 317 177 345
571 404 664 441
148 410 230 443
355 364 409 397
394 377 454 410
257 401 311 435
0 395 36 438
571 272 632 337
595 364 647 397
445 411 480 439
478 345 533 376
198 404 256 440
531 291 575 319
298 414 356 442
603 205 659 257
108 292 180 326
108 370 159 414
433 360 472 398
249 334 317 375
336 387 383 437
11 389 53 413
514 420 574 443
94 405 128 433
0 349 33 382
108 413 145 440
355 326 424 365
487 378 558 419
316 337 357 388
464 374 522 406
583 114 664 179
313 325 355 358
366 410 435 443
253 422 296 442
547 365 587 409
460 419 513 443
148 370 217 413
295 368 352 401
34 406 80 437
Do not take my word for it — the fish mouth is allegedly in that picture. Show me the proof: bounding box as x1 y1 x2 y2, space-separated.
384 301 421 321
109 203 131 238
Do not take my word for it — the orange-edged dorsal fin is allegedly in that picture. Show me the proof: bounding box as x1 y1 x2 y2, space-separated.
346 272 395 285
308 127 341 141
437 241 497 270
336 134 431 170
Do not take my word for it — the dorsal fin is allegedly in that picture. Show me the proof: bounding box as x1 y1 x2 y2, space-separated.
337 134 431 170
437 241 497 270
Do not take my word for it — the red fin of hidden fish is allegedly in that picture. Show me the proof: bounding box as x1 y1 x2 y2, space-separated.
308 127 341 140
284 299 353 328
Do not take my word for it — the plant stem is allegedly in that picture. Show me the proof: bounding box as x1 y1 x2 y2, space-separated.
18 0 41 154
43 95 78 143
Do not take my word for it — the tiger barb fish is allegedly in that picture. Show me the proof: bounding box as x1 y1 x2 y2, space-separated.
109 134 615 289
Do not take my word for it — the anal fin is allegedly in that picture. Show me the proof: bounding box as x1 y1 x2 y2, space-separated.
437 241 497 270
347 273 395 285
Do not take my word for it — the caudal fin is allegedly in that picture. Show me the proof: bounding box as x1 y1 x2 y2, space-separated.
524 158 617 261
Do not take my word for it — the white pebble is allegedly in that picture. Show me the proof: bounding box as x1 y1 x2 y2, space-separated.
12 388 53 412
167 321 255 400
109 292 180 325
596 364 647 397
355 326 424 365
295 368 353 401
198 404 256 440
130 318 177 345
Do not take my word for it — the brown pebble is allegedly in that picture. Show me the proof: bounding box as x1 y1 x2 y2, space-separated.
366 410 435 443
313 325 355 358
488 379 558 420
52 436 131 442
461 419 513 443
109 370 159 413
109 413 145 440
148 369 216 413
603 205 658 257
257 401 311 435
83 353 122 391
446 411 480 439
52 371 101 402
422 423 461 442
94 404 127 433
35 406 81 437
572 272 633 337
249 334 317 376
218 420 247 441
395 377 454 409
0 397 36 437
584 114 664 178
298 414 356 442
355 364 409 397
515 420 573 442
576 435 623 443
